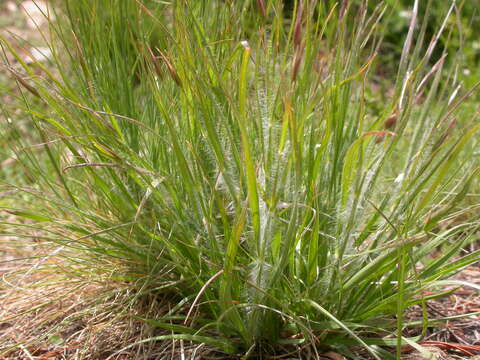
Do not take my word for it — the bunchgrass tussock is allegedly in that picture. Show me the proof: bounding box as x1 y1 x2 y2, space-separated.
1 0 479 358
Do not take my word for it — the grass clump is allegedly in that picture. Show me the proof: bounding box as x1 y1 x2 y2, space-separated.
1 0 479 358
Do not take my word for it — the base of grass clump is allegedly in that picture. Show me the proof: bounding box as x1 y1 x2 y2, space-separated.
2 248 480 360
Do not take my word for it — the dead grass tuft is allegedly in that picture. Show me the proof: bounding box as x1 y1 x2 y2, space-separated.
0 235 208 360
